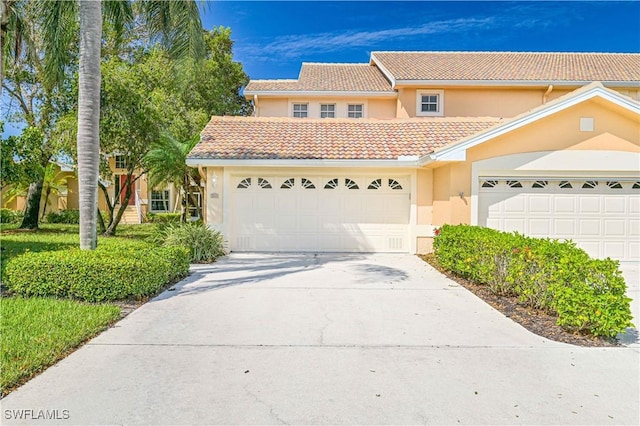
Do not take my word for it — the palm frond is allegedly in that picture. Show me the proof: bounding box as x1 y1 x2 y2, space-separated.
34 0 78 90
141 0 205 61
103 0 134 50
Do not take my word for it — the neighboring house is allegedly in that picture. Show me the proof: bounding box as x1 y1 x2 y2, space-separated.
186 51 639 261
1 161 76 217
2 154 199 224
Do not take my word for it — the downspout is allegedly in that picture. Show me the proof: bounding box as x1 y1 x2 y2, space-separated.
542 84 554 104
253 95 259 117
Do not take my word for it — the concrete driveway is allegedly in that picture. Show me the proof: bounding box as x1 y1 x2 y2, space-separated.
2 254 639 425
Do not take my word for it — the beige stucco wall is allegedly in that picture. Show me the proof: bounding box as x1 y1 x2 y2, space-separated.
396 87 575 118
254 96 396 119
206 167 224 225
429 98 640 226
415 169 433 225
256 98 289 117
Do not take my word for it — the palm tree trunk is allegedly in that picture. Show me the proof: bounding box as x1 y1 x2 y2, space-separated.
76 0 101 250
19 180 43 229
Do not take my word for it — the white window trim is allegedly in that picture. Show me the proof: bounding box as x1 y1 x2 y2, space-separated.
320 103 336 118
150 189 171 212
416 90 444 117
114 154 128 169
292 102 308 118
347 103 364 119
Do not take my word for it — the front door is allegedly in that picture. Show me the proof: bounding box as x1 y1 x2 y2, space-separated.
116 175 135 205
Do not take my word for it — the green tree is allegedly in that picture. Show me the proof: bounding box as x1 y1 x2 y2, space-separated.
39 0 205 249
145 133 202 222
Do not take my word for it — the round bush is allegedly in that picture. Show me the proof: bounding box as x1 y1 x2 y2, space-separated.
3 240 190 302
154 222 226 263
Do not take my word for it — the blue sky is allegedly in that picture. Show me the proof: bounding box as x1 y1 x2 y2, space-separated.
201 1 640 79
2 1 639 137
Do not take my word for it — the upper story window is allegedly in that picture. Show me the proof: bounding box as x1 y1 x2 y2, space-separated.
293 103 308 118
320 104 335 118
416 90 444 117
115 155 128 169
348 104 363 118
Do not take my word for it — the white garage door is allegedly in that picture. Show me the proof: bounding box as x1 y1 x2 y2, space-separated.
479 178 640 261
231 175 410 252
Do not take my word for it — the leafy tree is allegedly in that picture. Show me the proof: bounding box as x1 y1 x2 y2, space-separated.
1 2 75 229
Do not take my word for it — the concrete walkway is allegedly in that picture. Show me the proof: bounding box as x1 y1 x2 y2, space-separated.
2 254 639 425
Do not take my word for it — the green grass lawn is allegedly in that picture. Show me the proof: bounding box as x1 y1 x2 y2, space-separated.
0 297 121 395
0 223 156 395
0 223 157 274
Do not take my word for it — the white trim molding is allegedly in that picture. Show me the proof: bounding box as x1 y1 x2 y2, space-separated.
416 89 445 117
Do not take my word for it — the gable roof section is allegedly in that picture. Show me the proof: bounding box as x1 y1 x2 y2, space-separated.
188 116 500 164
245 63 395 96
426 82 640 163
371 51 640 87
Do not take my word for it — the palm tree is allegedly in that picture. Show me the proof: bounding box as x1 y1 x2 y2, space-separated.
38 1 205 249
76 0 101 248
144 133 202 222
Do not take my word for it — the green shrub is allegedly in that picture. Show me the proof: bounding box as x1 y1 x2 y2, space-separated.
46 209 80 224
3 239 189 302
433 224 633 337
0 208 22 224
146 212 181 224
153 222 226 263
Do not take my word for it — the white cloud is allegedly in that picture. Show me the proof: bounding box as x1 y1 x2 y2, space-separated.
239 17 496 60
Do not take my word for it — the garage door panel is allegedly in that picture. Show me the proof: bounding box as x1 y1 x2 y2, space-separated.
578 219 600 236
554 197 576 213
504 218 526 233
529 219 551 236
604 197 626 213
503 196 526 213
604 219 625 236
603 242 625 259
577 241 601 256
578 197 601 214
554 219 575 236
479 177 639 261
529 196 551 213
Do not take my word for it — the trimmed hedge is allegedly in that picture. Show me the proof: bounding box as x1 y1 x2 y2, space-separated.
0 208 23 224
3 240 190 302
433 224 633 337
46 209 80 224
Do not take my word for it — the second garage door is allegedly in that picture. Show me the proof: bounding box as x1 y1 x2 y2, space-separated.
478 178 640 261
231 175 410 252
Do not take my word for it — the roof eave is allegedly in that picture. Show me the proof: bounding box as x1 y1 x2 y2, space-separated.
186 158 419 168
393 79 640 88
243 90 397 98
369 53 398 89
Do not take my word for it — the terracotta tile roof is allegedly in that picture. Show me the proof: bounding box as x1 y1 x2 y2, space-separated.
189 116 501 160
371 51 640 82
245 63 394 93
